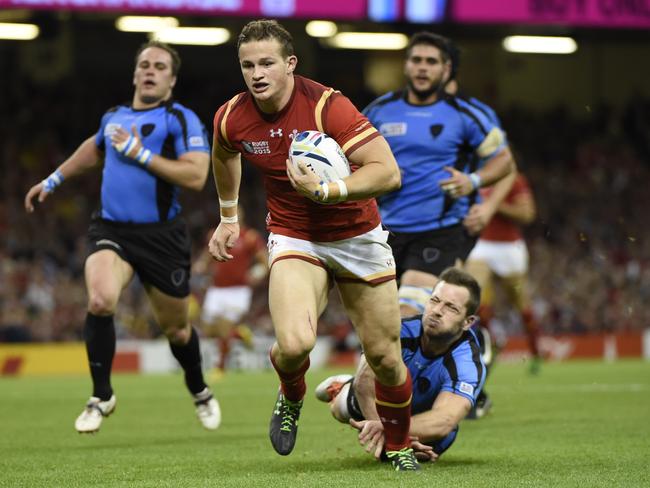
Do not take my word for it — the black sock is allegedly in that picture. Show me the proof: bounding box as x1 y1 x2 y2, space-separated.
84 313 115 401
169 327 206 395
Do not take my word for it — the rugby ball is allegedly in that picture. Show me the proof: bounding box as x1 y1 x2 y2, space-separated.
289 131 351 182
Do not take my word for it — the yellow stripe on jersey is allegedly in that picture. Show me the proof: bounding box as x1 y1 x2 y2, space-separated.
337 268 394 283
271 250 323 264
341 127 378 154
376 395 412 408
315 88 336 133
220 94 241 152
476 127 505 158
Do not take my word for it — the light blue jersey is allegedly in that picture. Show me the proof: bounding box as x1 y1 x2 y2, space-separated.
400 316 485 413
364 92 503 233
94 100 209 223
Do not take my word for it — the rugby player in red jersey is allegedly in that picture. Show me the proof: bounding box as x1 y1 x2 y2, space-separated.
208 20 419 471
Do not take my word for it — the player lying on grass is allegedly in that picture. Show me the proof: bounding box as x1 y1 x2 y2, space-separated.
316 267 486 461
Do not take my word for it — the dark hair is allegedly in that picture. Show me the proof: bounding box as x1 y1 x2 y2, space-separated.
446 39 461 81
237 19 294 58
439 267 481 316
134 41 181 76
406 31 451 63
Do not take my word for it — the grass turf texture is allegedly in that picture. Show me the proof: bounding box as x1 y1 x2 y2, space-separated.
1 360 648 487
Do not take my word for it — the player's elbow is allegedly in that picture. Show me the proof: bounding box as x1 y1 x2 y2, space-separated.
385 165 401 192
186 168 209 191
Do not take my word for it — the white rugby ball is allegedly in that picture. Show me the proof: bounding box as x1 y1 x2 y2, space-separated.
289 130 351 183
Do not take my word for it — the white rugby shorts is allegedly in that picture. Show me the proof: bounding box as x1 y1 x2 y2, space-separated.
201 286 253 323
467 239 529 276
267 224 396 284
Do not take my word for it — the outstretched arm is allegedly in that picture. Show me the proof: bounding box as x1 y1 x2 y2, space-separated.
25 135 101 212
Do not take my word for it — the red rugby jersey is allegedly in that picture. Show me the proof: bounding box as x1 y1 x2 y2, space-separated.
206 226 265 287
480 173 533 242
213 76 382 242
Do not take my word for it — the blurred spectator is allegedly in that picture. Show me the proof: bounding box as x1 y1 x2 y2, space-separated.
2 71 650 341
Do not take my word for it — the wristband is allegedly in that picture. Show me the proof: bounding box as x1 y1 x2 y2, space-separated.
115 134 138 155
335 179 348 202
220 215 238 224
135 147 152 167
115 134 152 167
469 172 482 189
219 198 239 208
42 169 64 193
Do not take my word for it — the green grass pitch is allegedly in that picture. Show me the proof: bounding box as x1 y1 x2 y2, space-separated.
1 360 649 487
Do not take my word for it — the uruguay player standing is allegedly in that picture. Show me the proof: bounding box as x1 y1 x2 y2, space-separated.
24 41 220 433
364 32 514 317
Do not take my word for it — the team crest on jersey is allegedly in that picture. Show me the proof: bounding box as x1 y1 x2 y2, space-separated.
417 377 431 393
379 122 407 137
242 140 271 155
430 124 444 137
141 124 155 137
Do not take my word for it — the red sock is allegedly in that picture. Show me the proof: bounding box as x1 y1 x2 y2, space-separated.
375 370 412 452
522 308 540 357
218 338 230 370
269 351 310 402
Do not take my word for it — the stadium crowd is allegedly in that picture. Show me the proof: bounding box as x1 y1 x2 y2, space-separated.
2 75 650 342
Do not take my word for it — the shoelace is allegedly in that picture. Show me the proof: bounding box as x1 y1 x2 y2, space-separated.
278 399 301 432
387 448 417 470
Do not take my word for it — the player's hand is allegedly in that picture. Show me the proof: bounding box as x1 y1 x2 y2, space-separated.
463 202 496 235
111 125 152 166
24 181 49 213
439 166 473 198
410 437 439 462
286 158 323 202
350 419 385 459
208 222 239 262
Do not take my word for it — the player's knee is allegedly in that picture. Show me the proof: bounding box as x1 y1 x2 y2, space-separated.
87 291 118 316
276 336 315 360
364 347 401 378
164 324 191 345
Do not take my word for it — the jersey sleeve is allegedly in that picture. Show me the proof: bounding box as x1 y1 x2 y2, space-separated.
212 95 241 154
169 106 210 156
321 92 381 158
457 98 506 160
94 110 115 151
440 343 484 406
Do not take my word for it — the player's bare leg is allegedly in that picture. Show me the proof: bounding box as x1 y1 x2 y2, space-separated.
267 259 329 455
339 279 420 471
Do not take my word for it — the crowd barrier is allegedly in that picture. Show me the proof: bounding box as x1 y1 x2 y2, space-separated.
0 336 333 376
1 332 648 376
